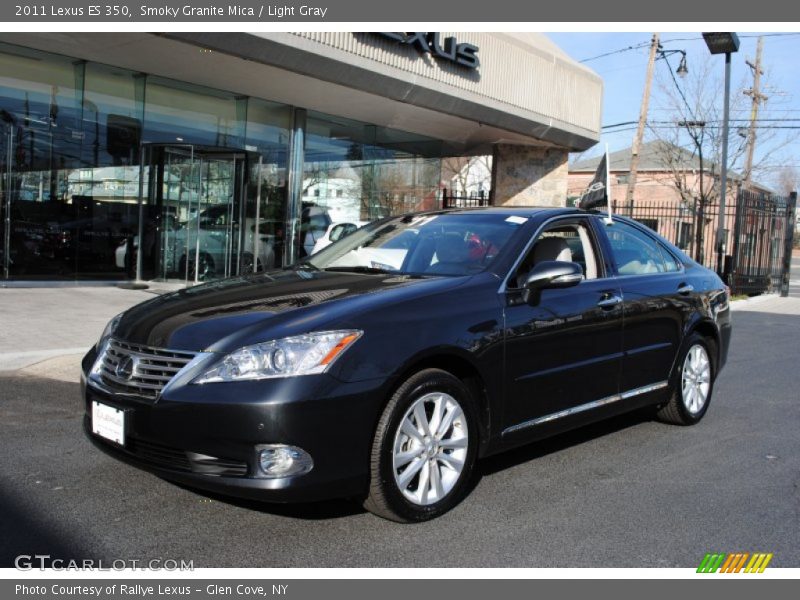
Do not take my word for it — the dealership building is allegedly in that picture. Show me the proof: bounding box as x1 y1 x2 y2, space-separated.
0 32 602 284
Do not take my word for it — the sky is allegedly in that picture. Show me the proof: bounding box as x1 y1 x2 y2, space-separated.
546 32 800 189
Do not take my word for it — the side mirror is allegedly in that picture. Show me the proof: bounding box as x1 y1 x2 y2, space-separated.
522 261 583 303
329 224 346 243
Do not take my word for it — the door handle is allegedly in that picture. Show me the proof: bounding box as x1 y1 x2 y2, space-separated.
677 283 694 295
597 294 623 309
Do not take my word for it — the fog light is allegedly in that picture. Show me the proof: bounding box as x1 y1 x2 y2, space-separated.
257 445 313 478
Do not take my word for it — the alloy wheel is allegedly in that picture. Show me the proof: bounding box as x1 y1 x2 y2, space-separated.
682 344 711 415
391 392 468 506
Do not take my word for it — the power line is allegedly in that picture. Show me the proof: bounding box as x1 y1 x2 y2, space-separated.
579 36 701 62
579 33 800 63
579 41 651 63
660 52 698 125
604 118 800 129
650 107 800 113
602 121 638 129
603 124 800 132
740 33 800 39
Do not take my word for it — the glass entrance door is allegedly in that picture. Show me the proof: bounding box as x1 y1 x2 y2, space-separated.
141 144 248 284
1 123 10 280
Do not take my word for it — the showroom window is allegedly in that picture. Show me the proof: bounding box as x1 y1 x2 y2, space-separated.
243 98 291 268
299 111 442 259
0 43 447 281
143 77 246 148
0 43 85 278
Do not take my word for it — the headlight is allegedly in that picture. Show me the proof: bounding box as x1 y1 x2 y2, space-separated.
96 313 123 348
194 330 362 383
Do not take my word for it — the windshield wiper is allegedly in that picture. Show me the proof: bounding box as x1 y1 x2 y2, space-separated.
322 266 397 275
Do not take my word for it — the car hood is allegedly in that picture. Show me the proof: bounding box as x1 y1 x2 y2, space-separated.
113 269 460 352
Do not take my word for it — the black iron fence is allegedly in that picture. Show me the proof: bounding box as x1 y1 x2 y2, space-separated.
613 189 797 296
730 190 797 296
442 189 491 208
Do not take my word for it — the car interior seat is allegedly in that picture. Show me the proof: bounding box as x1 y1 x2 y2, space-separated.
614 248 660 275
427 233 473 275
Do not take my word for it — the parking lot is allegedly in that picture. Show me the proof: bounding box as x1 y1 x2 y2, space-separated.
1 269 799 568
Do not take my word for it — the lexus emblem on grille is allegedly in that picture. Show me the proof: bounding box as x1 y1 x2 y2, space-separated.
115 355 137 380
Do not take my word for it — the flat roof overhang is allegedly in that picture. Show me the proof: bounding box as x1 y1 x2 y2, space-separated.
0 32 602 155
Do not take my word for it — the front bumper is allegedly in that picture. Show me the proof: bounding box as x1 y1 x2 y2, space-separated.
81 350 388 503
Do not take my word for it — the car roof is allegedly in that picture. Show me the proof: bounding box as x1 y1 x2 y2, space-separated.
415 206 584 218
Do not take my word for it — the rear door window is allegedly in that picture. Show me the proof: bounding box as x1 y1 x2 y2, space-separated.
605 221 670 275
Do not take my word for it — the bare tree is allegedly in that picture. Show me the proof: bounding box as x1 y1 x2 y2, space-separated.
442 156 470 194
647 55 794 261
441 155 492 195
650 55 793 202
777 166 799 196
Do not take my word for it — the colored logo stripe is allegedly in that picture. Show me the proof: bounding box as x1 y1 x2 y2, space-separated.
697 552 773 573
697 553 726 573
720 553 749 573
745 553 773 573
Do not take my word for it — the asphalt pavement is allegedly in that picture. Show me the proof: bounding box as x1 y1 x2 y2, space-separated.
1 295 799 567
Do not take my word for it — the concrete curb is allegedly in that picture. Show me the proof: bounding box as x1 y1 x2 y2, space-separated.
0 353 84 383
729 293 780 311
0 347 88 371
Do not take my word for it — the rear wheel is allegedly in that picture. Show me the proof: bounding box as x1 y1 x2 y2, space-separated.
179 253 216 281
657 333 715 425
364 369 478 522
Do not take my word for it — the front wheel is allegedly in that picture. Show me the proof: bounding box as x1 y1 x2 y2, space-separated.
657 333 716 425
364 369 478 522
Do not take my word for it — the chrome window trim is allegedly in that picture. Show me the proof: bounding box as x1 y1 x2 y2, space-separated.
498 213 602 295
501 380 669 436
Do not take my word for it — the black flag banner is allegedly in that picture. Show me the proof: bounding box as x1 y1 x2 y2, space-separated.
578 152 607 210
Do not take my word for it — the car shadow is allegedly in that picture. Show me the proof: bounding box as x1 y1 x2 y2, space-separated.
0 486 94 567
476 407 654 478
169 481 367 520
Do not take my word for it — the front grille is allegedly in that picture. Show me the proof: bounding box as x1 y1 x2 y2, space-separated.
96 339 197 401
128 438 193 472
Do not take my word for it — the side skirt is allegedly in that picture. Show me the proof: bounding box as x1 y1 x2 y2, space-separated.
501 381 669 438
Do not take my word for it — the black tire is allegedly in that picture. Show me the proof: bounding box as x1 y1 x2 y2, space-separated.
657 333 717 425
364 368 478 523
241 252 256 274
179 253 216 281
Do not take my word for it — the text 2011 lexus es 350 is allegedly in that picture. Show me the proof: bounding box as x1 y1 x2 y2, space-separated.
83 207 731 522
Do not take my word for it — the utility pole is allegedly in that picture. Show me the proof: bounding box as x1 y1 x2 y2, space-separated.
625 33 660 216
743 36 767 189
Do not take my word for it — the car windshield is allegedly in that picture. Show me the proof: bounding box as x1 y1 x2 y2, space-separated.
302 212 526 276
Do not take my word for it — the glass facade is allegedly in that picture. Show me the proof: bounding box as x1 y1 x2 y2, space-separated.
0 42 443 283
299 112 442 258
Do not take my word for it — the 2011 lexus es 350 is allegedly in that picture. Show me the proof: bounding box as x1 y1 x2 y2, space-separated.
82 207 731 522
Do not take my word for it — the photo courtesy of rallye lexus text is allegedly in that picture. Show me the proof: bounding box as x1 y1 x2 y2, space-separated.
82 207 731 522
